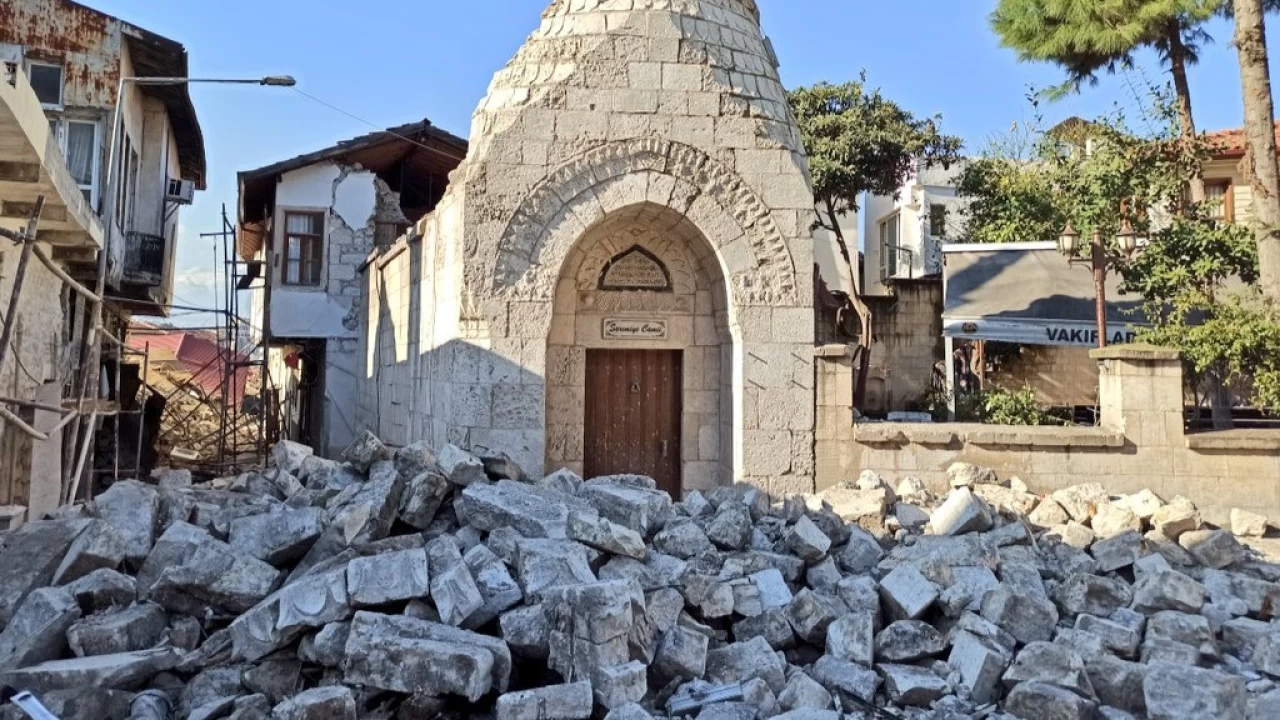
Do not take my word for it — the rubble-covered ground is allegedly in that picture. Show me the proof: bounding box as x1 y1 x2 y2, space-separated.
1 432 1278 720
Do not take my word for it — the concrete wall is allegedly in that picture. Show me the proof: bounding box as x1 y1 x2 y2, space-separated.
862 162 968 297
817 345 1280 525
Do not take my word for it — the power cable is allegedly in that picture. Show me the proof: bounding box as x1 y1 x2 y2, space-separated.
290 88 466 161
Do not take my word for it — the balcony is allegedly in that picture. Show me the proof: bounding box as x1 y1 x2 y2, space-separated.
123 231 166 286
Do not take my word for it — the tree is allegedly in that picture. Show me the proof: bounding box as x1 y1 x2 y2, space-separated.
1231 0 1280 302
991 0 1220 201
789 79 962 409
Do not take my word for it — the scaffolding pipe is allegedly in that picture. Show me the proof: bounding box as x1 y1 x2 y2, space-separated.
0 197 44 385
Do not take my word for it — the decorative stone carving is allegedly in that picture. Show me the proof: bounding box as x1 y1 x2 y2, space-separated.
493 139 798 306
599 247 672 292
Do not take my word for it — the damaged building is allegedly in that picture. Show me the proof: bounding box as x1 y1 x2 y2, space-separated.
237 121 467 457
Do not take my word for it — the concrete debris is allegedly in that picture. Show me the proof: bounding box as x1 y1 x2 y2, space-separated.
0 440 1275 718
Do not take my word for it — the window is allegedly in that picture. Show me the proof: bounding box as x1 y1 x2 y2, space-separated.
28 63 64 108
879 213 901 281
1205 181 1233 223
929 204 948 238
65 121 97 205
283 212 324 286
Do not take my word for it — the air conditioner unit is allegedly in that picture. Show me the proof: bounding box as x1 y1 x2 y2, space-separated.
166 178 195 205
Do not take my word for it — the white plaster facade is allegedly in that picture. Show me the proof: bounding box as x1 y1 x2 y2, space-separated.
359 0 817 494
862 161 968 297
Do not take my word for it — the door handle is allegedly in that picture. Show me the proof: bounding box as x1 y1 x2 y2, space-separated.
661 440 669 459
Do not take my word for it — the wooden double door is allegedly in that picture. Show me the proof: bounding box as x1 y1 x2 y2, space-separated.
583 349 682 496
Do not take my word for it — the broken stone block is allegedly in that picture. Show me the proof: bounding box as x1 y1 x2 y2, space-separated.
705 636 787 693
0 518 91 624
948 462 998 488
146 525 282 616
1143 663 1246 720
477 448 524 482
874 619 947 663
341 430 391 473
52 520 126 585
1091 530 1145 573
0 587 80 669
594 661 647 710
567 510 646 559
1131 570 1206 614
228 507 325 567
879 564 939 620
392 440 439 478
500 605 549 660
880 663 948 707
541 468 583 495
1005 682 1098 720
779 671 833 711
463 545 523 629
438 444 488 486
654 626 709 683
271 686 356 720
835 526 884 575
1231 509 1269 538
1147 610 1213 653
1054 573 1134 617
1086 654 1146 716
272 440 313 475
1115 488 1163 521
1056 627 1107 662
733 607 796 650
706 504 753 550
655 519 715 559
1052 483 1109 523
1092 503 1143 539
0 648 177 694
343 611 505 701
784 515 831 562
93 480 161 566
1151 497 1201 540
346 548 429 607
427 536 484 626
515 538 597 599
1221 617 1272 656
786 588 846 645
821 486 892 523
61 568 134 616
458 480 570 539
65 602 166 658
811 655 881 705
1002 642 1094 698
398 471 449 531
930 487 992 536
948 630 1009 704
836 575 881 622
1047 521 1096 550
495 681 593 720
228 568 350 663
1256 632 1280 679
938 566 1001 617
820 612 871 666
1178 529 1243 569
982 582 1059 645
580 481 672 535
297 621 350 668
1076 614 1142 658
1029 497 1071 528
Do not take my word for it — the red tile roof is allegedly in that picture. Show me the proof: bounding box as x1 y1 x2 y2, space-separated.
127 327 249 405
1204 120 1280 158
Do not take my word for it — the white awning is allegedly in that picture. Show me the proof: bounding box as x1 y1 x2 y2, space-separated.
942 243 1147 347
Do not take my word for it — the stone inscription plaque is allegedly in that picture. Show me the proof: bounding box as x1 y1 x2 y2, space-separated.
602 318 669 340
599 246 672 291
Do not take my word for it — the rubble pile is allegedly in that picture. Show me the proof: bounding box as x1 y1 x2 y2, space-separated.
1 434 1279 720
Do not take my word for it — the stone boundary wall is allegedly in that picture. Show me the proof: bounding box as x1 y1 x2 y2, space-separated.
817 345 1280 526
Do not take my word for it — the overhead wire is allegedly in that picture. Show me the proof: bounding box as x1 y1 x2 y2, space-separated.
289 87 466 162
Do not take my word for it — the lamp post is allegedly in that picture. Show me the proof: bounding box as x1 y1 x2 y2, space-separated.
1057 218 1140 349
65 73 295 501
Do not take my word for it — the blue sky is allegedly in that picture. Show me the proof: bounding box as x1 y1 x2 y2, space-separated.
87 1 1280 328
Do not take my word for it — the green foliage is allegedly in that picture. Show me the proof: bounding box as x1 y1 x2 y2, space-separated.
956 155 1063 244
788 78 963 219
990 0 1219 97
983 386 1072 426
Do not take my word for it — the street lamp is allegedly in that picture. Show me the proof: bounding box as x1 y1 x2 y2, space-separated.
1056 218 1141 349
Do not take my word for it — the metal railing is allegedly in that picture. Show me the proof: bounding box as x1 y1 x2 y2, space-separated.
123 231 165 285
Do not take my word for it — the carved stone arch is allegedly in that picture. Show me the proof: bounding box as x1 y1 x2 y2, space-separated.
492 138 798 306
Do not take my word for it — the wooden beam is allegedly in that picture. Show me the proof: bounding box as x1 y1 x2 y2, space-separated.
0 200 66 222
0 162 40 183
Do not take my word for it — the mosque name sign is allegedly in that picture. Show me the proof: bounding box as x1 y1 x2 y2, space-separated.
602 318 669 340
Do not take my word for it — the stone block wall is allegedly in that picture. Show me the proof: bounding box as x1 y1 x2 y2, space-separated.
986 344 1098 407
861 279 945 415
816 345 1280 525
